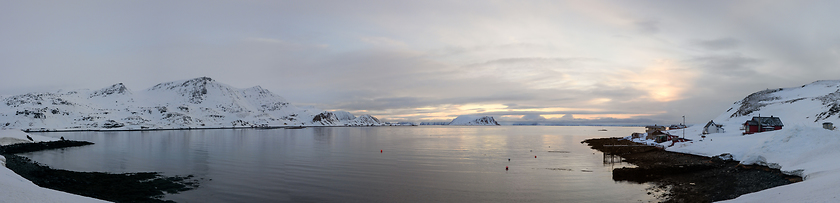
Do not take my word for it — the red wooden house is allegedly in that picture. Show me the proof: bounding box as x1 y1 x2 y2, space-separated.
743 116 783 134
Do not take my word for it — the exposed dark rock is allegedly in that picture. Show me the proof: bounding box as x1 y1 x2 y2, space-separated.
4 155 197 203
231 119 250 126
312 112 339 125
730 88 782 118
102 120 125 128
1 140 199 203
89 83 130 98
583 138 800 203
0 140 93 154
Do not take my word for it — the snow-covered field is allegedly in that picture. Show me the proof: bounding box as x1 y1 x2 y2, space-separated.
0 130 108 203
636 125 840 202
629 80 840 202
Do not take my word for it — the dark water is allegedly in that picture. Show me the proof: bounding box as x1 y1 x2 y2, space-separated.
26 126 655 202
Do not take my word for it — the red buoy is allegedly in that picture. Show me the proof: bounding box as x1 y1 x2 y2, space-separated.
506 166 508 170
381 150 383 153
535 156 537 158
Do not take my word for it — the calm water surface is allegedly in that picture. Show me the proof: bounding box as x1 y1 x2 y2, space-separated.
27 126 656 202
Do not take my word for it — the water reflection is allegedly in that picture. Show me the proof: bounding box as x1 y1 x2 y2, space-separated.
25 126 655 202
603 152 627 165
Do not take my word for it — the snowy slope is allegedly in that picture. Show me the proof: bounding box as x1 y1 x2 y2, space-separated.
627 80 840 202
448 115 500 125
0 77 381 130
718 80 840 126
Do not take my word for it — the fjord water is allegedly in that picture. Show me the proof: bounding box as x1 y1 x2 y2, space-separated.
26 126 655 202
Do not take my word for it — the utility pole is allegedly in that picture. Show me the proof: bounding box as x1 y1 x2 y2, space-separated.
682 115 686 139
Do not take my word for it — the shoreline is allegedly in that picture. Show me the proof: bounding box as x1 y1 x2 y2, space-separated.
10 124 643 133
1 140 199 203
11 124 420 133
583 137 801 203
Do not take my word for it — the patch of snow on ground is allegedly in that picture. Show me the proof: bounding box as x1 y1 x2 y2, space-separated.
0 130 58 145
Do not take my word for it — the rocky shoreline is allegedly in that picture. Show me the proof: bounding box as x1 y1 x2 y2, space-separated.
583 137 801 203
1 140 199 203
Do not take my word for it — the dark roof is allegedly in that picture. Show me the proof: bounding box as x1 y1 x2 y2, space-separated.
704 120 718 128
745 116 784 127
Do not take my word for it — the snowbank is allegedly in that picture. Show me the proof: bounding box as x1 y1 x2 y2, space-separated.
657 125 840 202
0 130 108 203
0 130 59 145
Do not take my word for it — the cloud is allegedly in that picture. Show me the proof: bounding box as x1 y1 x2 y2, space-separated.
361 37 407 47
634 19 660 34
5 0 840 127
688 54 761 74
495 115 659 126
560 114 575 120
692 38 740 51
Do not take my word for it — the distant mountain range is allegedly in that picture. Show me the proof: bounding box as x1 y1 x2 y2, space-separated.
0 77 381 130
420 115 500 126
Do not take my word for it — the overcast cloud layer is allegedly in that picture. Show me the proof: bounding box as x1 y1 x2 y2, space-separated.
3 0 840 125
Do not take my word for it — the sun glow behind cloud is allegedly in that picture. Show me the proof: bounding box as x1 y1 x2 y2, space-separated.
615 60 698 103
361 102 660 123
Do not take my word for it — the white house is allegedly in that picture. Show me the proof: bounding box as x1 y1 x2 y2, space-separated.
703 120 724 134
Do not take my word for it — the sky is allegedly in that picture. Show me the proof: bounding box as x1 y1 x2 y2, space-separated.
2 0 840 125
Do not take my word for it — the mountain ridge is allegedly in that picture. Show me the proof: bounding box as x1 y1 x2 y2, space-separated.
715 80 840 128
0 77 381 130
448 115 500 126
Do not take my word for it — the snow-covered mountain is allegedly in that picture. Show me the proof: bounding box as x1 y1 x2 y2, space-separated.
712 80 840 127
448 115 500 125
0 77 381 130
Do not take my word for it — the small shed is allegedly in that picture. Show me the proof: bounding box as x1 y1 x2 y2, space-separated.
703 120 724 134
645 130 676 142
823 122 835 130
743 116 783 134
631 132 645 139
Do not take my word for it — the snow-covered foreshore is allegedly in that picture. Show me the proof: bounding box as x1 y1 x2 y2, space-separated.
624 80 840 202
642 125 840 203
0 130 108 203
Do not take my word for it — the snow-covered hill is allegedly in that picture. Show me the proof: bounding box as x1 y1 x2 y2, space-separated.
0 77 381 130
448 115 500 125
628 80 840 203
719 80 840 126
